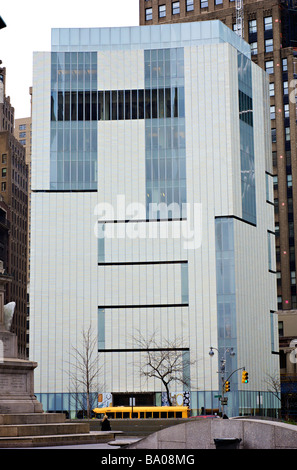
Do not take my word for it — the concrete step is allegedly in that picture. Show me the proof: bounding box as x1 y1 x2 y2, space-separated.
0 413 66 425
0 431 121 448
0 422 90 437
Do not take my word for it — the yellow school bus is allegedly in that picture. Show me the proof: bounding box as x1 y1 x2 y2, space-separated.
93 405 190 419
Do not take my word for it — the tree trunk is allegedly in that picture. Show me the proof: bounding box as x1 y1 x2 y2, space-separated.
164 382 172 406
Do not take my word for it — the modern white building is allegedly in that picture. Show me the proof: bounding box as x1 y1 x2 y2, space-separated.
30 21 279 417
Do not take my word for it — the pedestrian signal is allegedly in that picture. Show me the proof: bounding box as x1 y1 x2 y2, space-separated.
242 371 249 383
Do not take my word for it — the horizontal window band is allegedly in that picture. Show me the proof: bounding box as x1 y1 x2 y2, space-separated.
97 218 186 224
98 260 188 266
215 215 256 228
51 86 185 122
98 348 190 353
98 303 189 309
32 189 97 193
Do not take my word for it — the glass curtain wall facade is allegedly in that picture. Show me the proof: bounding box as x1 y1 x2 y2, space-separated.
31 22 279 418
144 48 186 218
50 52 98 190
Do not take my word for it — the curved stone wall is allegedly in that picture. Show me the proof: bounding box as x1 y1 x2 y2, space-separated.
127 418 297 449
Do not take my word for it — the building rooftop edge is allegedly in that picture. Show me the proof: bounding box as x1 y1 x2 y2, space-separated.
49 20 251 59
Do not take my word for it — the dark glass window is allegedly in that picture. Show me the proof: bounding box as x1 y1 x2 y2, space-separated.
271 128 276 143
125 90 131 119
145 7 153 21
85 91 91 120
91 91 97 120
186 0 194 11
132 90 138 119
105 91 110 120
265 60 274 74
159 4 166 17
248 20 257 34
264 16 273 31
118 90 124 120
52 87 185 122
98 91 104 120
78 91 84 120
71 92 77 120
138 89 144 119
112 90 117 120
265 38 273 53
172 1 180 14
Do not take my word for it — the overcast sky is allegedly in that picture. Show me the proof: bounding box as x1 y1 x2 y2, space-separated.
1 1 139 119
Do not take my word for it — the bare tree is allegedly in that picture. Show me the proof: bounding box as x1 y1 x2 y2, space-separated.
66 323 102 419
134 330 195 406
264 372 281 402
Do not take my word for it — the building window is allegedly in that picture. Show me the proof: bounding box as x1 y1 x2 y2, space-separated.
278 321 284 337
248 19 257 34
19 132 26 138
250 42 257 55
269 82 275 96
19 139 26 145
159 4 166 17
264 16 273 31
291 271 296 285
271 128 276 142
215 0 223 4
284 103 290 118
285 127 290 141
273 175 278 189
19 124 26 130
268 232 275 272
145 7 153 21
265 38 273 53
265 60 274 74
283 81 288 95
186 0 194 11
1 182 6 191
270 311 278 352
1 168 6 178
1 154 7 164
287 174 292 188
172 1 180 14
270 105 275 120
201 0 208 8
282 58 288 71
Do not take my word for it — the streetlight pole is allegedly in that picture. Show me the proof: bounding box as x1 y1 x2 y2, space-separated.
209 346 235 416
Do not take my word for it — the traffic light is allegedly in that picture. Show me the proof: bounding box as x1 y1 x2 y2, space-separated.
242 370 249 383
224 380 230 392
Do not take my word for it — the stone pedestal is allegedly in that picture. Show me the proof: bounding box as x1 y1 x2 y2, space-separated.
0 334 43 414
0 264 43 414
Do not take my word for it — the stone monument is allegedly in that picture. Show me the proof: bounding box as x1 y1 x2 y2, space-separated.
0 262 43 414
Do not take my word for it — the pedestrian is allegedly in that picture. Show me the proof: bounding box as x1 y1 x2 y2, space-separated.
101 414 111 431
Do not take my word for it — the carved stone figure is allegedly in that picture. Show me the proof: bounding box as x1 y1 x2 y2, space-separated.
4 301 16 331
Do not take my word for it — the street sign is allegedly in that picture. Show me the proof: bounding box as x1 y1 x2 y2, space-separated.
220 397 228 405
